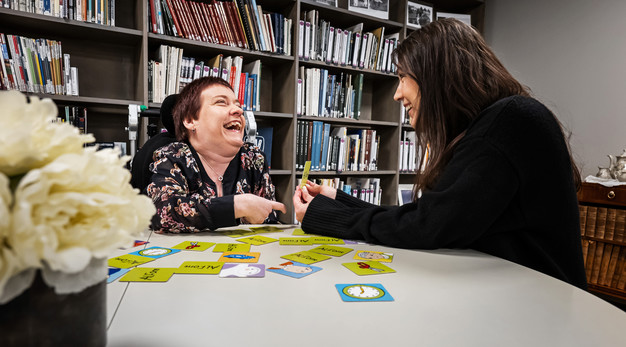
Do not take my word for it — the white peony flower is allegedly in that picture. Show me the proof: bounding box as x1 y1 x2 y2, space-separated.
0 90 95 176
9 147 156 274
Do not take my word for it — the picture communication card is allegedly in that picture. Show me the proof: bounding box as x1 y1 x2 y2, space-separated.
218 252 261 263
128 246 181 259
300 161 311 188
219 264 265 278
281 250 331 264
213 243 251 253
354 250 394 262
107 267 130 283
335 283 394 302
279 237 314 245
267 261 322 279
343 261 396 276
172 241 215 251
236 235 278 245
310 245 353 256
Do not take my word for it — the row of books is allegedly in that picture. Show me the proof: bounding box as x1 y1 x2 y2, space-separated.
297 68 363 119
296 120 380 173
0 33 79 95
400 130 417 173
148 45 261 111
148 0 292 55
57 105 87 134
579 205 626 289
298 177 383 206
299 10 397 73
1 0 116 26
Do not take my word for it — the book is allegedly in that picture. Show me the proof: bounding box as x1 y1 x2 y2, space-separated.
256 126 273 169
242 59 261 111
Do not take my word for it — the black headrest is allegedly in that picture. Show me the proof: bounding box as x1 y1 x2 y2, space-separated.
161 94 178 134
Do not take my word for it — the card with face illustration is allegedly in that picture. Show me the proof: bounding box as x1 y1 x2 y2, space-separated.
267 261 322 279
218 264 265 278
353 250 394 262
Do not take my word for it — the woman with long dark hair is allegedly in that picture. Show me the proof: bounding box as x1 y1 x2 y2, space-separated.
293 18 587 289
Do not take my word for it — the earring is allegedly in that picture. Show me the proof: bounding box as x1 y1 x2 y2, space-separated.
192 127 196 133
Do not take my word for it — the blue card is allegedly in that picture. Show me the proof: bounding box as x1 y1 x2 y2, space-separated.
107 267 131 283
335 283 394 302
267 261 322 279
128 246 180 259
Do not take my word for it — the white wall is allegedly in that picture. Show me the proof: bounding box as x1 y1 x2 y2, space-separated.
483 0 626 177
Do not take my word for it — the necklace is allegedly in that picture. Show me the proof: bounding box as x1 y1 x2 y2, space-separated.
204 159 224 182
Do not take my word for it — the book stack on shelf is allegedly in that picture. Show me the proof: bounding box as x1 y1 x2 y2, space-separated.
0 0 116 25
299 9 397 74
297 68 363 119
0 33 78 95
400 130 417 173
298 177 383 206
57 104 87 134
148 0 292 55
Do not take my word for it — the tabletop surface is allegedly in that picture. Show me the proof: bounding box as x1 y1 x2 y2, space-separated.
106 225 626 347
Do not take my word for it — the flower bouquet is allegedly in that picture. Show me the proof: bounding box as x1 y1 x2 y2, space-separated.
0 91 155 305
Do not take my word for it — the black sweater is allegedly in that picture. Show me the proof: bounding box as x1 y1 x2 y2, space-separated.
302 96 588 289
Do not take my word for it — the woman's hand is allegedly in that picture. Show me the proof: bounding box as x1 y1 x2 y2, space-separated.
234 194 286 224
302 180 337 199
292 186 313 223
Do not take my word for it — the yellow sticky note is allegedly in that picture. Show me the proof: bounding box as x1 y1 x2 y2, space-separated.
218 252 261 263
108 254 154 269
172 241 215 251
213 243 251 253
310 245 353 257
279 237 315 245
176 261 224 274
300 161 311 188
119 267 176 282
237 235 278 246
281 251 331 265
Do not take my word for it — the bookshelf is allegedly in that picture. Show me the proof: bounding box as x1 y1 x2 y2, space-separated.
0 0 485 223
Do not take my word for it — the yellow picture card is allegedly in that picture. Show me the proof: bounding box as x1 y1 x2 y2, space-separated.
222 229 257 238
310 245 353 257
300 161 311 188
343 261 396 276
236 235 278 246
218 252 261 263
354 250 394 262
213 243 251 253
279 237 315 245
119 267 176 282
108 254 154 269
281 251 331 265
291 228 307 236
249 226 285 233
171 241 215 251
311 237 345 244
176 261 224 274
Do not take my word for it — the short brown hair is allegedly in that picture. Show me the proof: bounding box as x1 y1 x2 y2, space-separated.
172 76 234 141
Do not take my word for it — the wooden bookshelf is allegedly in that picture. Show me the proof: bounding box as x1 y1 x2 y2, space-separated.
578 182 626 304
0 0 485 223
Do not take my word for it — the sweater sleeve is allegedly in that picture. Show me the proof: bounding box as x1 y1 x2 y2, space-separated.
302 140 520 248
335 189 379 208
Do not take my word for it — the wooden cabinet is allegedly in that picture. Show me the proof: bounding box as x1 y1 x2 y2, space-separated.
578 182 626 303
0 0 485 223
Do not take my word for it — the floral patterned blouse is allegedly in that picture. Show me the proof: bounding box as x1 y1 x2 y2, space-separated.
146 141 279 233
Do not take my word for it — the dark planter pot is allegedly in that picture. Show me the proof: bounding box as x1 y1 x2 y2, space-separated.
0 271 106 347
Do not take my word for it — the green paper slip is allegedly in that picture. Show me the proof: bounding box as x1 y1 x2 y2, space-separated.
176 261 224 274
119 267 176 282
108 254 154 269
236 235 278 245
310 245 353 257
281 251 331 264
171 241 215 251
343 261 396 276
213 243 251 253
279 237 315 245
300 161 311 188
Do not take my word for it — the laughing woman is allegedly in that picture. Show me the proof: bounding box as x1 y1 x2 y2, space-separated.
147 76 285 233
293 19 587 289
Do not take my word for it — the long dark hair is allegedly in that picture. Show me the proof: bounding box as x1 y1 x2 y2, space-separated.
392 18 580 196
172 76 234 141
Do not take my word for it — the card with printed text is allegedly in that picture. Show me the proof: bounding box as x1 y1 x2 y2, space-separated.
172 241 215 251
300 161 311 188
119 267 176 282
311 237 345 245
343 261 396 276
236 235 278 246
213 243 251 253
176 261 224 274
279 237 314 245
310 245 353 257
249 226 286 233
108 254 154 269
281 250 331 264
223 229 258 238
218 252 261 263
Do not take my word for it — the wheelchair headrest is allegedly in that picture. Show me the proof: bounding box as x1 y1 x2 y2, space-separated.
161 94 178 135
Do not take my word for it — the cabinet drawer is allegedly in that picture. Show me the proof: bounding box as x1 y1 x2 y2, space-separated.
578 183 626 207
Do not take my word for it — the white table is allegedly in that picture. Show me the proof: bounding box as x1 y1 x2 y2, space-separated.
106 225 626 346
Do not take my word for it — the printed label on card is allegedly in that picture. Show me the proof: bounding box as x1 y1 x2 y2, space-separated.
310 245 353 257
236 235 278 246
108 254 154 269
281 251 331 264
172 241 215 251
119 268 176 282
213 243 251 253
176 261 224 274
279 237 314 245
